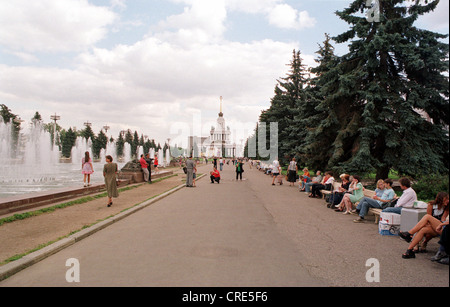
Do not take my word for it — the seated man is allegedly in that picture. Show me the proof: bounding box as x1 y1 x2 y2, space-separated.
210 167 221 184
304 171 322 193
353 179 396 223
382 177 417 215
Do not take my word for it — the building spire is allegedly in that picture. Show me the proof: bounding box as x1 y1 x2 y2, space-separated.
219 96 223 117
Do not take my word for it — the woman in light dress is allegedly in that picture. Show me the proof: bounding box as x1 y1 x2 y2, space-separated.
82 151 94 187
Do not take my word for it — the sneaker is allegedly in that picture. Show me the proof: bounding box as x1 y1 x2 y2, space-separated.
431 250 447 262
353 217 365 223
438 256 449 265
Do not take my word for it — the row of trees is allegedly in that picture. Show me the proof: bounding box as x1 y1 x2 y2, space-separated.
0 104 165 160
245 0 449 181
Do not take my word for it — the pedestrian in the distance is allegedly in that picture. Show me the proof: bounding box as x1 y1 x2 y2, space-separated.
103 155 118 207
235 158 244 181
154 156 159 174
82 151 94 187
185 155 195 187
145 153 152 183
140 154 149 182
287 157 298 186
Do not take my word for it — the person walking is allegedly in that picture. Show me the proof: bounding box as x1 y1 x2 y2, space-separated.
185 155 195 187
81 151 94 187
287 158 298 186
271 158 281 186
103 155 118 207
235 158 244 181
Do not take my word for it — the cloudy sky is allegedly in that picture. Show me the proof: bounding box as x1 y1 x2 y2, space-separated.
0 0 448 147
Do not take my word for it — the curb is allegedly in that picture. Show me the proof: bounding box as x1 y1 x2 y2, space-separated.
0 174 206 282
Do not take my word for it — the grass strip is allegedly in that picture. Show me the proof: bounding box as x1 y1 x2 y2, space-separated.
0 174 178 227
0 174 180 266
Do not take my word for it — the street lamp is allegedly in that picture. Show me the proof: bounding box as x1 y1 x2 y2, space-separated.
50 113 60 146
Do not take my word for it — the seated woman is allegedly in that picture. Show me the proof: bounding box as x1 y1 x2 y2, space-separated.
400 213 449 259
309 171 334 198
327 174 350 208
401 192 449 254
374 179 386 197
298 167 310 190
428 192 449 222
334 175 364 214
353 179 396 223
210 167 221 184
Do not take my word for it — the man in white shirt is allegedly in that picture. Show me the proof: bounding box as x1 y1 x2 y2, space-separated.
271 159 281 186
382 177 417 215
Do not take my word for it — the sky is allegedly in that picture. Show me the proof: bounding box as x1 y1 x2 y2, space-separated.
0 0 448 148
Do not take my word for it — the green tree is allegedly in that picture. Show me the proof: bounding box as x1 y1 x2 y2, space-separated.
60 127 77 158
116 132 125 158
300 33 346 172
93 129 108 158
31 112 42 126
260 50 310 164
322 0 449 179
81 125 95 142
0 104 21 156
132 130 139 158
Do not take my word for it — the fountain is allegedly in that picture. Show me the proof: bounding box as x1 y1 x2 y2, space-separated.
166 148 171 166
0 121 129 199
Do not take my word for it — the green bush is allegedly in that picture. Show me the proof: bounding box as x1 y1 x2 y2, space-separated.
412 174 449 202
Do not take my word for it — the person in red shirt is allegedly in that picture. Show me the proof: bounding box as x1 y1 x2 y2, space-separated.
210 167 221 184
154 156 159 174
140 154 149 182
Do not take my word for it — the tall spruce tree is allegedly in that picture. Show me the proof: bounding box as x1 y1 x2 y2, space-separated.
61 127 77 158
260 50 309 165
116 132 125 158
324 0 449 179
297 34 341 170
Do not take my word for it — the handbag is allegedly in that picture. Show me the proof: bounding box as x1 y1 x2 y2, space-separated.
381 198 398 210
183 167 187 174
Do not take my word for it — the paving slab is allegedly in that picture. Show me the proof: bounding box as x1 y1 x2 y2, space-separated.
0 163 448 287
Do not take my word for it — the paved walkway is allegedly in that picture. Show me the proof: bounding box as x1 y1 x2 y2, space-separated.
0 163 448 287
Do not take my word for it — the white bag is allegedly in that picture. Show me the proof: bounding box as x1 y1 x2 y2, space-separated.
413 201 428 209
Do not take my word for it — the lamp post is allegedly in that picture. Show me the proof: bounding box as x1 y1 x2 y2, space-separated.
50 113 60 146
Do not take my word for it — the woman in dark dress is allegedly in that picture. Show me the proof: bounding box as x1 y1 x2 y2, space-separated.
103 155 119 207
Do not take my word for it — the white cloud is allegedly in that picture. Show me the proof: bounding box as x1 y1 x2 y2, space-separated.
0 0 117 53
153 0 228 45
268 4 316 30
0 0 319 143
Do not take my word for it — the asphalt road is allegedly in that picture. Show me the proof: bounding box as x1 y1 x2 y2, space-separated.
1 162 448 288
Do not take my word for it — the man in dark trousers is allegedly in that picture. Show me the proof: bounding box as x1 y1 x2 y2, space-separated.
145 153 153 183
